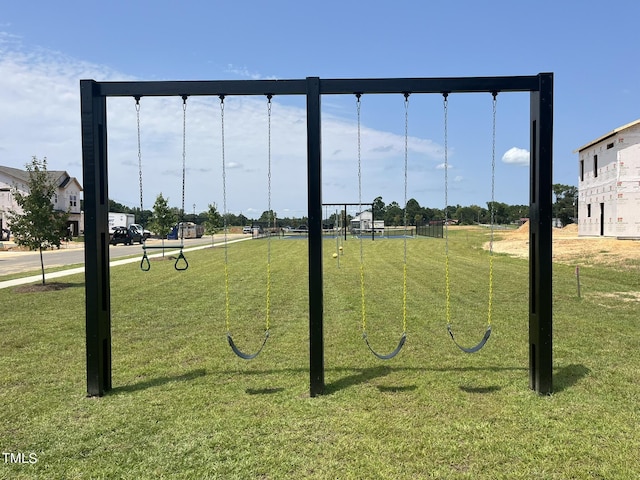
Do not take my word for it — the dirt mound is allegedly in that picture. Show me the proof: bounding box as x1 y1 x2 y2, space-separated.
489 222 640 269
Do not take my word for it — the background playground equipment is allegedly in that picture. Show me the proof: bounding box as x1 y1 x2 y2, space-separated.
81 73 553 397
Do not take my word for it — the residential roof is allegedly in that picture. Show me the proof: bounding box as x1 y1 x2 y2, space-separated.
574 118 640 153
0 165 82 190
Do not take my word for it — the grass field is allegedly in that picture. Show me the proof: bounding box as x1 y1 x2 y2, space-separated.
1 228 639 478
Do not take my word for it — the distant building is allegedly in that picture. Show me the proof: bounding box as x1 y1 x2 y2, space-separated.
350 211 384 233
575 119 640 238
0 165 83 237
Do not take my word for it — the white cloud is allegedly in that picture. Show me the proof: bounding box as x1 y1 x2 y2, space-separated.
225 64 263 80
0 36 448 216
225 64 277 81
436 163 451 170
502 147 529 166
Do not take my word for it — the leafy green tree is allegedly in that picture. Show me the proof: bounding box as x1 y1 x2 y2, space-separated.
131 207 153 226
7 156 69 285
108 199 133 213
372 196 386 220
423 207 444 223
487 201 510 224
149 193 176 251
384 201 403 226
444 205 458 221
507 204 529 223
553 184 578 226
204 203 222 236
259 210 277 226
455 205 479 225
405 198 422 225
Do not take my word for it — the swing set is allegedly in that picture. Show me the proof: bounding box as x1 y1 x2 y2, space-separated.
81 73 553 398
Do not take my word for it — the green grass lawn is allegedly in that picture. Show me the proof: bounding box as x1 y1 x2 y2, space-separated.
1 229 639 478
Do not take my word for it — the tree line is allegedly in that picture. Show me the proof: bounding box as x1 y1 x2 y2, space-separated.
9 157 576 285
108 184 579 232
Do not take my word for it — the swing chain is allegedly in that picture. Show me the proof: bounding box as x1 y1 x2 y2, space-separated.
355 93 366 332
266 94 272 331
181 95 188 241
220 95 228 256
402 92 410 333
219 95 231 333
136 97 143 219
443 93 451 326
490 91 498 255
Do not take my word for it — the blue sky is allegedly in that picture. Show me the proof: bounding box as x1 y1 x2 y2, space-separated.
1 0 639 219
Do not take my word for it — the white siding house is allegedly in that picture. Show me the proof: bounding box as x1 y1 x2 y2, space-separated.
0 165 83 237
575 120 640 238
350 211 384 233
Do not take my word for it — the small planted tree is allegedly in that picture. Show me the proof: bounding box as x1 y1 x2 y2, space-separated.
203 203 222 243
149 193 176 255
7 156 69 285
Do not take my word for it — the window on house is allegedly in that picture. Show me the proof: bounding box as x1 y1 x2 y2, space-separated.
606 142 614 149
587 204 591 217
70 195 77 207
580 160 584 181
593 155 598 178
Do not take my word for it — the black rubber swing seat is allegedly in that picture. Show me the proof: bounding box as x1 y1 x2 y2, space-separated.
227 331 270 360
447 324 492 354
363 331 407 360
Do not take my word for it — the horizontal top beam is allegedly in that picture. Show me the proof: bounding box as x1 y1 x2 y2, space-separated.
82 74 549 98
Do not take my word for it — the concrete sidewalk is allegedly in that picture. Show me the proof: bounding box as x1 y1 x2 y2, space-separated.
0 237 249 290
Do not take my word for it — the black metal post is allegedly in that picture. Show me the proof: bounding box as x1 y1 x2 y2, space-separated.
307 77 324 397
343 205 347 241
80 80 112 396
371 201 375 241
529 73 554 394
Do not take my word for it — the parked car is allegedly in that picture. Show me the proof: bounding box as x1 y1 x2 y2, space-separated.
130 223 152 239
243 226 252 234
109 226 143 245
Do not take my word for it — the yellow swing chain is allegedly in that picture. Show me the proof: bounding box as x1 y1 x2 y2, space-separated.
358 93 409 335
444 92 497 329
402 93 409 334
443 94 451 326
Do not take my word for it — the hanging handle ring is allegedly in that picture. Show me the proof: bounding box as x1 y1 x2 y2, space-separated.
140 252 151 272
174 251 188 271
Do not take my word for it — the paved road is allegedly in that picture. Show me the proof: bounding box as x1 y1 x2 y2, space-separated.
0 235 240 276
